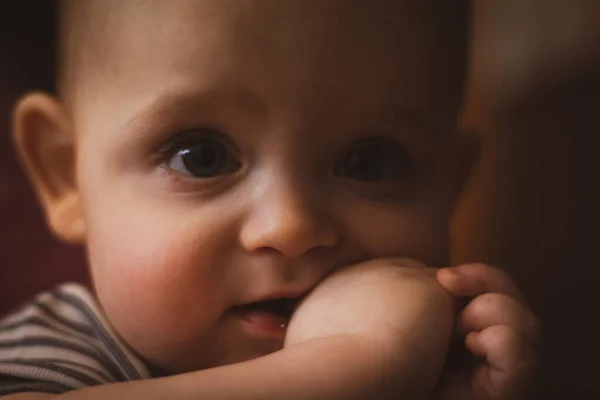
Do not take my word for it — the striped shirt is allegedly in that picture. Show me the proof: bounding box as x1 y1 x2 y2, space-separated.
0 284 152 395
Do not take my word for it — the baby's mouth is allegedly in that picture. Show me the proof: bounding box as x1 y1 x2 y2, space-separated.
238 297 299 321
232 297 300 337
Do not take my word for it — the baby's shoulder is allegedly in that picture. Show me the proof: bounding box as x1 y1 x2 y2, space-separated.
0 284 150 396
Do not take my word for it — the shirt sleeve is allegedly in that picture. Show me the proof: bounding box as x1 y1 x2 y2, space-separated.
0 284 151 395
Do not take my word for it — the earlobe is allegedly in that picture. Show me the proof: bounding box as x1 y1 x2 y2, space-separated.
12 92 85 244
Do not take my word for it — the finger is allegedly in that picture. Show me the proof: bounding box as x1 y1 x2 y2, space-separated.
436 263 525 302
459 293 540 341
466 326 538 399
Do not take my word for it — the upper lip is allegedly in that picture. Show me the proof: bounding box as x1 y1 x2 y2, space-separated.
239 288 311 307
248 291 306 304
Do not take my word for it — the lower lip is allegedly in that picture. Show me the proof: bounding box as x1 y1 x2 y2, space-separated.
233 308 288 338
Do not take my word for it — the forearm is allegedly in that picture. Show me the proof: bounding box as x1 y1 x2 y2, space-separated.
163 334 429 400
9 334 432 400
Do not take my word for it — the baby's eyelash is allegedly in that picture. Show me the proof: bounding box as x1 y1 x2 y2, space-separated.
151 129 221 166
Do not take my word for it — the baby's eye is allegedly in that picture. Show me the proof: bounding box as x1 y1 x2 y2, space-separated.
334 142 413 182
167 137 241 178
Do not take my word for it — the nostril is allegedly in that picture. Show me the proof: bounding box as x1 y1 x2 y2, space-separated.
239 200 339 257
242 225 338 258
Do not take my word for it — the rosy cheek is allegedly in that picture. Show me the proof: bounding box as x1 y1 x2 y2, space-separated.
87 214 225 333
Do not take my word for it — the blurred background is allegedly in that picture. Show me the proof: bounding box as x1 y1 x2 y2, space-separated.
1 1 599 398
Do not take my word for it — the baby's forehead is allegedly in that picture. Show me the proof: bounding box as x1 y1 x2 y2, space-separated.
60 0 467 119
62 1 440 63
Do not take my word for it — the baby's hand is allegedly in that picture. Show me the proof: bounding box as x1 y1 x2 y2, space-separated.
435 263 540 400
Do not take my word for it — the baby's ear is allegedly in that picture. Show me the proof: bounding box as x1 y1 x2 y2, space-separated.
455 130 481 196
454 131 482 201
12 92 85 244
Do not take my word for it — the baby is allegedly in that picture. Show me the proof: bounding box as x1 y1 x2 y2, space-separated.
0 0 539 398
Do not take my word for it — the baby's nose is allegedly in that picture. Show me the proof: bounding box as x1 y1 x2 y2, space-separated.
239 188 339 258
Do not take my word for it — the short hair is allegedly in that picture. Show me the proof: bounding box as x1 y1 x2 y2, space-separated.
55 0 471 106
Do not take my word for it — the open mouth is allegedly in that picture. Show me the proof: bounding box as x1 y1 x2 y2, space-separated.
232 296 301 336
237 297 299 320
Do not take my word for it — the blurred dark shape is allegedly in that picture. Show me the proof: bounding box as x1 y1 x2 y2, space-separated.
500 54 600 399
453 2 600 398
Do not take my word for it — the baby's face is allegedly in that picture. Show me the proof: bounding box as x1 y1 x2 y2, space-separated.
69 0 466 373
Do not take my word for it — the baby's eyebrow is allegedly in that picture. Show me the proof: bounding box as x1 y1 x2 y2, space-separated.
120 84 445 145
122 83 266 131
378 107 444 140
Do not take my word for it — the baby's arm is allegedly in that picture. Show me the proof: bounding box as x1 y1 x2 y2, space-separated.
3 259 455 400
